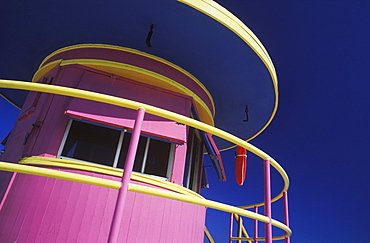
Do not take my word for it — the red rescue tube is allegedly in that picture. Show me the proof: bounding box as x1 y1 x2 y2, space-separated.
235 146 247 186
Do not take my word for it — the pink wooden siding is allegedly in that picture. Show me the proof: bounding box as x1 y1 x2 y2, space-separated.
171 142 187 185
0 170 205 243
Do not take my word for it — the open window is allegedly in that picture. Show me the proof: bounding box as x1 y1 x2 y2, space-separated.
58 120 175 179
183 126 204 191
183 106 226 191
191 106 225 181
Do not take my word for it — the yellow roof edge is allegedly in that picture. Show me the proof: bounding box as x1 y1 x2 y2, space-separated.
38 44 216 115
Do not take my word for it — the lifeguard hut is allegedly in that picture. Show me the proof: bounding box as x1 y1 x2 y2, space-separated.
0 1 291 242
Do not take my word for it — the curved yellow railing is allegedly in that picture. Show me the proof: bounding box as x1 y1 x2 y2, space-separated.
0 162 291 239
19 156 204 200
0 79 291 239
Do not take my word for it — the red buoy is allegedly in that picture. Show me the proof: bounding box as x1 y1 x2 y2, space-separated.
235 146 247 186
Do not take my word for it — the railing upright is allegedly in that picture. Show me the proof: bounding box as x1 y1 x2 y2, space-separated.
283 192 290 243
264 159 272 243
229 213 234 243
108 108 146 243
254 206 258 243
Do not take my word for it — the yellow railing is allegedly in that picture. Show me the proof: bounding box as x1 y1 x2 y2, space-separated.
0 162 290 237
0 79 291 240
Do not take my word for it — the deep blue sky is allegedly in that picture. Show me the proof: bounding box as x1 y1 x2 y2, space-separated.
202 1 370 242
1 1 370 242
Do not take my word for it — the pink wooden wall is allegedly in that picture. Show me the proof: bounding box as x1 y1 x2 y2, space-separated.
0 170 206 242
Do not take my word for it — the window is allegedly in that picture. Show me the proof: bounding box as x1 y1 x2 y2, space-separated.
58 120 175 178
183 106 225 191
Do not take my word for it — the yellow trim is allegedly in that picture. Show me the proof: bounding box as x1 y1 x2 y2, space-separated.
32 59 62 82
0 80 289 203
20 156 203 199
0 161 120 189
37 44 215 116
178 0 279 142
20 156 123 176
179 0 275 79
0 161 292 238
51 58 214 125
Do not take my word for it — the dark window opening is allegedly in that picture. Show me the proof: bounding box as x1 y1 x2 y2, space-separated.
61 121 119 166
145 139 171 177
185 106 225 191
59 120 174 178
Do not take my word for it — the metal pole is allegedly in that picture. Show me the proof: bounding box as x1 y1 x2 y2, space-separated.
254 206 258 243
229 213 234 243
283 192 290 243
237 215 242 243
264 159 272 243
108 108 145 243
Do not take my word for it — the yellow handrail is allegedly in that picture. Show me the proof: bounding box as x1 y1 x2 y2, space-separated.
19 156 204 199
0 79 291 238
0 79 289 192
